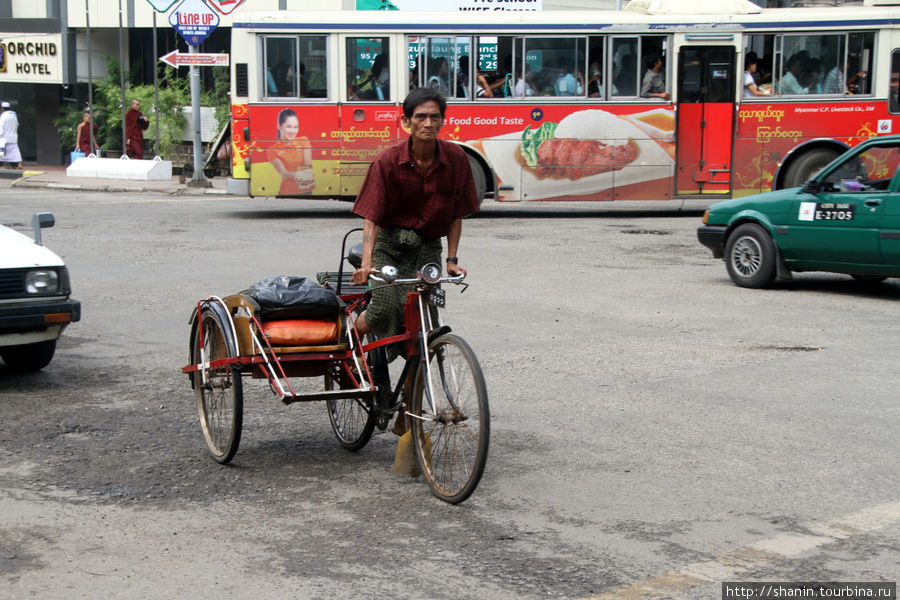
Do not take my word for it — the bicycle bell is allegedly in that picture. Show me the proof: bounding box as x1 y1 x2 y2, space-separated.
380 265 398 282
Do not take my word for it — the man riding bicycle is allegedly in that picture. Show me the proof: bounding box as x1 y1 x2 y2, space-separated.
350 87 480 434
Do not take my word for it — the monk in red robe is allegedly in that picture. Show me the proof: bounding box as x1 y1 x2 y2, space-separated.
125 99 149 159
76 112 99 155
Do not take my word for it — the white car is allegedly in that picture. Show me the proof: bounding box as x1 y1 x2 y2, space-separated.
0 213 80 371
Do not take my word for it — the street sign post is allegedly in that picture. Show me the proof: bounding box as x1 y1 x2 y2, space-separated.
159 49 229 68
146 0 179 10
169 0 220 47
206 0 246 15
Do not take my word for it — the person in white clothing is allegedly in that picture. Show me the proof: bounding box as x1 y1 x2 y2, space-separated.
744 55 771 97
0 101 21 169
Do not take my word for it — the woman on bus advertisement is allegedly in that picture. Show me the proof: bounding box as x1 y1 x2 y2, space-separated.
268 108 314 195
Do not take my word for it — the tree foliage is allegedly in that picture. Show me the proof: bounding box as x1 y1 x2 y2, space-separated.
54 57 204 159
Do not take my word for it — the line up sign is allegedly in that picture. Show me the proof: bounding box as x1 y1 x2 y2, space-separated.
169 0 220 46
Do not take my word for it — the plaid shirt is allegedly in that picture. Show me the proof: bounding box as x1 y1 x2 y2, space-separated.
352 138 479 241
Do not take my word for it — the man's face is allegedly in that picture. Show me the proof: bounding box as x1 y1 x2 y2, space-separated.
132 100 140 111
403 100 443 144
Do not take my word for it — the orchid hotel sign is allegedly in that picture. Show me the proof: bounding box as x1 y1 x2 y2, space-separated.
0 34 64 84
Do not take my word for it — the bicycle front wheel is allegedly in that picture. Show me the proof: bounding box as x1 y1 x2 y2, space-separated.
411 333 489 504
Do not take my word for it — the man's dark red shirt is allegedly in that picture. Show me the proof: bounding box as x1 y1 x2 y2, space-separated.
352 137 479 240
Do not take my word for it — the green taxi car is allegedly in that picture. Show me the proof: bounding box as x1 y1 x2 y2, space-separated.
698 134 900 288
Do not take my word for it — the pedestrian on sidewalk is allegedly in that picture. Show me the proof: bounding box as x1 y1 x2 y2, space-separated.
76 112 100 156
0 101 22 169
125 99 149 159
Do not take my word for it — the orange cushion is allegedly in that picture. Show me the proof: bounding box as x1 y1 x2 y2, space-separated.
261 319 339 346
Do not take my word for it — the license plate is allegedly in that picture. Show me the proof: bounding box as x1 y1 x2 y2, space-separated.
430 288 446 308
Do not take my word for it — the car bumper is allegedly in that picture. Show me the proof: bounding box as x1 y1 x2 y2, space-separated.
697 226 728 259
0 298 81 345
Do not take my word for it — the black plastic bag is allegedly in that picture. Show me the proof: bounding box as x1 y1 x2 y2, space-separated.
246 276 340 318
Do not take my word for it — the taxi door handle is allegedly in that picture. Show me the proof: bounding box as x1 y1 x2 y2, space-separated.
865 198 882 207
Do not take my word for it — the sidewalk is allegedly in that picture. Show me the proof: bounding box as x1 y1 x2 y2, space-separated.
0 164 231 196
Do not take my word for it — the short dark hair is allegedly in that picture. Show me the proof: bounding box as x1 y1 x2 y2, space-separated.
403 87 447 119
644 52 661 71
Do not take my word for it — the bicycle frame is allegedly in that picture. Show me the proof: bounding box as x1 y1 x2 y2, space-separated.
352 269 465 422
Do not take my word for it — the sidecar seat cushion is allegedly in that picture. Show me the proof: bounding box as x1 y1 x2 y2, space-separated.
261 319 339 346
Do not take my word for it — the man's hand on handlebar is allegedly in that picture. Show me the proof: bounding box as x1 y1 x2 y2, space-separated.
351 262 374 285
446 262 467 278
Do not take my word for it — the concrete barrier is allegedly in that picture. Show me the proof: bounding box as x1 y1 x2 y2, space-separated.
67 156 173 181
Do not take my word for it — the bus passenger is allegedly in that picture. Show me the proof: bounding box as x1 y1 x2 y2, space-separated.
457 56 497 98
640 53 670 100
514 65 536 97
268 108 314 195
744 55 771 97
349 88 479 435
587 45 603 97
847 52 867 94
780 54 817 94
554 57 583 96
354 53 389 100
427 57 451 94
806 58 824 94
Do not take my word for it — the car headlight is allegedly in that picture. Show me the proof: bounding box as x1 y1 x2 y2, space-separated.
702 210 710 224
26 269 60 294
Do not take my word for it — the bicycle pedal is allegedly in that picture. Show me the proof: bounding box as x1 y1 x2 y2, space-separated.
376 413 390 431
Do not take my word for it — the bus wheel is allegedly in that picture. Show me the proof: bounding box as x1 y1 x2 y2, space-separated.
781 148 839 189
467 154 487 206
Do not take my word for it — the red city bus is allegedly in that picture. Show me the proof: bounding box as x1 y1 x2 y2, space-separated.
228 5 899 202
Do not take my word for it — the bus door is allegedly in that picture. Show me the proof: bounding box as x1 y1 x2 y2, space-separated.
338 104 401 196
340 37 400 197
676 45 736 196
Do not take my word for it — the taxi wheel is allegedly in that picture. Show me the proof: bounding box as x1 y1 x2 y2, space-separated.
725 224 776 288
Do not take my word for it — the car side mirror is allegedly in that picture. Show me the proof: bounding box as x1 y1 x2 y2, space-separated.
31 212 55 246
801 180 821 194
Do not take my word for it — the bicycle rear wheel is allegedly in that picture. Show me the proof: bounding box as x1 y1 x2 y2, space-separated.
193 305 243 464
325 364 376 451
410 333 489 504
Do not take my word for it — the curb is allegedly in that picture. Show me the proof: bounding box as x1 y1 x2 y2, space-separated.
10 175 230 196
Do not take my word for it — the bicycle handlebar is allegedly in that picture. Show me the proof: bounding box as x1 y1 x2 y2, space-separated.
368 268 466 286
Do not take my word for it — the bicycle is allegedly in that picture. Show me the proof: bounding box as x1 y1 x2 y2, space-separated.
183 228 490 504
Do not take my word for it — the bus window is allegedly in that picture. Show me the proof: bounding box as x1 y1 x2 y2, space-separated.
891 50 900 113
612 37 638 97
299 36 329 98
473 35 511 98
264 35 329 100
408 36 471 99
264 36 298 98
750 32 874 97
347 37 390 101
587 39 604 98
847 32 874 95
521 37 586 97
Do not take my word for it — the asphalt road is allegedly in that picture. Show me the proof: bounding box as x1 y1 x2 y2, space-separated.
1 190 897 599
